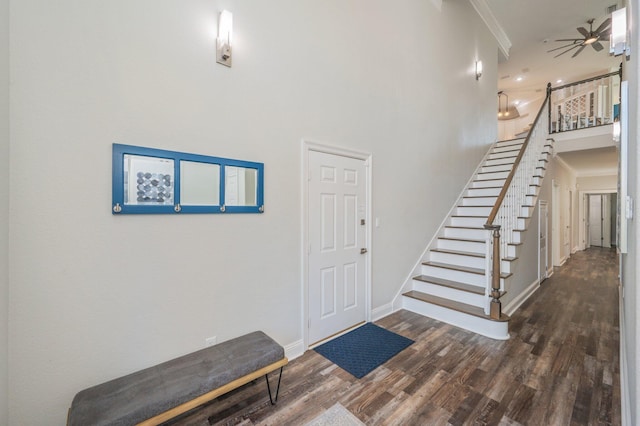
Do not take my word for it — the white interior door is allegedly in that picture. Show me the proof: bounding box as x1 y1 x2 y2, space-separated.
308 151 367 345
589 195 603 247
539 201 548 282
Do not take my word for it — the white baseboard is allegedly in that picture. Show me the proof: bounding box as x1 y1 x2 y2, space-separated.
284 339 305 361
503 279 540 316
371 303 394 322
559 256 567 266
619 292 632 426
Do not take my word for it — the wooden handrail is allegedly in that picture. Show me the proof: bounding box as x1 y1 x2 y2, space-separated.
484 84 552 229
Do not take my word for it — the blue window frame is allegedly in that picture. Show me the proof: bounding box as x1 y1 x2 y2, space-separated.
112 144 264 214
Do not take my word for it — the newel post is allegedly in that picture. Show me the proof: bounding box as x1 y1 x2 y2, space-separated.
484 224 502 319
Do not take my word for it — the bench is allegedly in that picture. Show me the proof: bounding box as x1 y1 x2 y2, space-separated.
67 331 287 426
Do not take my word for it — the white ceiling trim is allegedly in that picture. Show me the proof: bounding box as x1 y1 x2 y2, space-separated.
469 0 512 58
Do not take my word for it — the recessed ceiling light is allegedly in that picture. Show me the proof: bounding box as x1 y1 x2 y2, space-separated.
514 100 520 105
556 79 563 83
516 76 523 82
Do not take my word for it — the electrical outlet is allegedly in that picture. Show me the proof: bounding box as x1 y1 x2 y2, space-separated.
205 336 217 347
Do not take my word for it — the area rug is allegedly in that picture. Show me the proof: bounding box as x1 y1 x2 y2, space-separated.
314 323 414 379
303 403 365 426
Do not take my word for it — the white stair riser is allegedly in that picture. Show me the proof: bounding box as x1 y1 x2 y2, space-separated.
472 179 506 188
411 280 485 307
467 187 501 197
450 216 487 227
481 164 513 173
456 206 492 216
437 238 485 253
537 160 547 168
489 151 520 160
525 195 535 205
476 171 510 180
420 264 485 286
444 227 487 240
492 145 522 154
402 297 510 340
495 141 524 150
461 197 497 206
521 206 534 217
430 251 485 269
484 157 516 167
532 176 541 185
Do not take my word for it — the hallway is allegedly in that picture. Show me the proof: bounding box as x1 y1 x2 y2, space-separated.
173 248 621 425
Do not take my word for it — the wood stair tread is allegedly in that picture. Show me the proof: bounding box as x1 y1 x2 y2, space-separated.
451 215 489 218
438 237 485 243
412 275 485 295
403 291 510 322
445 225 484 230
422 261 512 279
463 195 498 199
431 248 484 258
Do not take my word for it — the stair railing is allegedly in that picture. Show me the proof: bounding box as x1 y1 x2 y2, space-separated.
483 83 552 319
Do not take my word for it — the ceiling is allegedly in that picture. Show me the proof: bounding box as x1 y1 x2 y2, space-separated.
486 0 622 175
557 147 618 176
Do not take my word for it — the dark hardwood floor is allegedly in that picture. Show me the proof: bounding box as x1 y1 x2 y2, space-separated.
169 247 620 425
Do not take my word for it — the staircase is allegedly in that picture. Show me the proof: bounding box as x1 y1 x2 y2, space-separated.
400 136 553 340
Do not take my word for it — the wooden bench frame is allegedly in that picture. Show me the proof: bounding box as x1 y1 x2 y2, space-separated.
136 357 288 425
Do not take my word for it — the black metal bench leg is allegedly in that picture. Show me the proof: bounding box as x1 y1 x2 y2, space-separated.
265 366 284 405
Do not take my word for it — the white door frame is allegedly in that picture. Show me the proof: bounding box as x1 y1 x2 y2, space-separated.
302 140 372 350
552 180 561 266
538 200 549 282
579 189 617 251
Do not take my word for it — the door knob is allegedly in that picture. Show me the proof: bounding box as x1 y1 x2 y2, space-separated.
360 248 368 254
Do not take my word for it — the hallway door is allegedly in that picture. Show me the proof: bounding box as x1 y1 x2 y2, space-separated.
589 195 603 247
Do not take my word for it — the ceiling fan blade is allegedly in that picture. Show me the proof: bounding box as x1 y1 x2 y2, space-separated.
595 18 611 34
548 42 581 53
577 27 590 37
554 38 583 42
555 44 581 58
572 45 586 58
592 41 604 51
599 33 610 41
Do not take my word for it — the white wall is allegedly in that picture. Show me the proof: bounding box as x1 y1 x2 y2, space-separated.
622 0 639 423
577 175 617 191
0 0 9 421
7 1 498 423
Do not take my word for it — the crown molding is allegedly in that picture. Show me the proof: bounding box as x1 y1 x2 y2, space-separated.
469 0 512 59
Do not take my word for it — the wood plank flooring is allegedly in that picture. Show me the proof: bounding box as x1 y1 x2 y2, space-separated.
167 248 620 425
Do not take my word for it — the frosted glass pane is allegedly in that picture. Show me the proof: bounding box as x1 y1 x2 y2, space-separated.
180 161 220 206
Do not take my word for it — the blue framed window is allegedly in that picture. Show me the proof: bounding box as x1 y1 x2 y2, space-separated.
112 144 264 214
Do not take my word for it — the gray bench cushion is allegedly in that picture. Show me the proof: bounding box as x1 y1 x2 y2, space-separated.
68 331 284 426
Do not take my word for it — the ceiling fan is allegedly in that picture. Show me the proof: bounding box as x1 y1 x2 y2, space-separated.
548 18 611 58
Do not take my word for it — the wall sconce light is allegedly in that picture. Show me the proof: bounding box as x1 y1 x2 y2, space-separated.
475 60 483 80
610 7 630 57
216 10 233 67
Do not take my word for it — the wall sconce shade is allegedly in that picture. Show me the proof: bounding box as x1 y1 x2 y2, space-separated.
475 60 483 80
610 7 629 57
216 10 233 67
